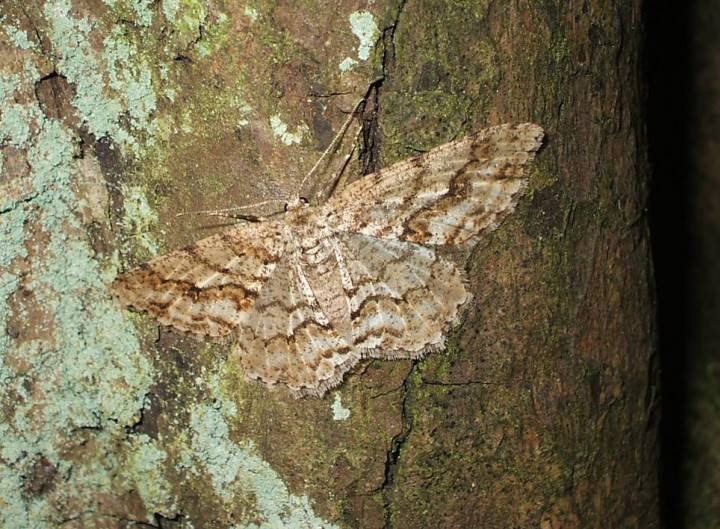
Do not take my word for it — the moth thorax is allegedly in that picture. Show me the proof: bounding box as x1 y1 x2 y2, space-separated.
302 238 334 269
285 196 309 211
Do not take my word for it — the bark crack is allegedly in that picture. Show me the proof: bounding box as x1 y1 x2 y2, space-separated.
380 361 416 529
358 0 407 176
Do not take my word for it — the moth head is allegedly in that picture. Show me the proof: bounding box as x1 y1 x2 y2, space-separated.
285 196 310 212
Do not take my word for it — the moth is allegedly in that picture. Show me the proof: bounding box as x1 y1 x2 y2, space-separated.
112 123 544 397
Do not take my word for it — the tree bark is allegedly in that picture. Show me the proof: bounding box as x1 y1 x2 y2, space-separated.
0 1 657 528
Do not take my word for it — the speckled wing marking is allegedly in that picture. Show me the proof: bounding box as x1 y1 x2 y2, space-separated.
324 123 544 246
236 232 470 397
111 123 544 397
235 249 360 397
112 220 287 338
337 232 469 358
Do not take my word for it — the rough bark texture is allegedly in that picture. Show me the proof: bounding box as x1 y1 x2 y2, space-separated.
0 1 658 528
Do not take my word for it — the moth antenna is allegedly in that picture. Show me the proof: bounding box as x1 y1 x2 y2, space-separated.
298 101 362 194
315 124 363 203
175 199 286 218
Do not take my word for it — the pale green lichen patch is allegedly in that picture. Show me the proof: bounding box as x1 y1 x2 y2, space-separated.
0 73 22 102
0 71 34 150
103 27 158 138
43 0 158 153
0 2 193 523
183 394 339 528
118 184 160 257
6 25 35 50
0 100 33 147
331 394 351 421
0 66 158 525
349 11 379 61
122 433 179 518
270 114 309 145
339 10 379 71
244 5 259 23
339 57 357 72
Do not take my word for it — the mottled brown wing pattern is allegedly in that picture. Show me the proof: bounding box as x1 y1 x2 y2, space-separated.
237 231 471 397
236 250 361 397
324 123 543 246
111 123 544 397
112 220 288 337
335 232 470 358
